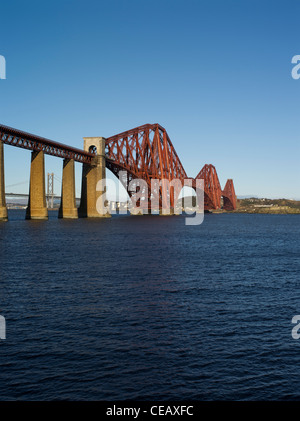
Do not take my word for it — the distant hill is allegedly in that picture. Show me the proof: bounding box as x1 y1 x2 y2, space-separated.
237 195 259 199
235 198 300 214
180 196 300 214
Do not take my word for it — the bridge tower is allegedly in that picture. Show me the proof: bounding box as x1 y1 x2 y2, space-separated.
78 137 110 218
0 141 8 221
47 172 54 209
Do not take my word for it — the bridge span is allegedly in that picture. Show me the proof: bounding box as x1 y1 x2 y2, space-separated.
0 123 236 221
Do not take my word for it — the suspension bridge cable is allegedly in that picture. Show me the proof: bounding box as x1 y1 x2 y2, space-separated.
6 181 29 188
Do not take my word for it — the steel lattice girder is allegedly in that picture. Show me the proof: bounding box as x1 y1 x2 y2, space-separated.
105 124 187 208
0 124 95 164
195 164 222 210
222 179 237 210
106 124 237 211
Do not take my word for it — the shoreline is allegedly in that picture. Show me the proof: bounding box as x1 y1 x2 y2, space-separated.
212 210 300 215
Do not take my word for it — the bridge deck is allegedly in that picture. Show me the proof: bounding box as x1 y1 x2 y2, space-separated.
0 124 95 164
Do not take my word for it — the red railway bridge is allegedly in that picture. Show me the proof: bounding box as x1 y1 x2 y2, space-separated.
0 123 236 220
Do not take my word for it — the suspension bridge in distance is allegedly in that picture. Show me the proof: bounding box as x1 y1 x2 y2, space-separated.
0 123 236 221
5 173 80 208
5 174 65 207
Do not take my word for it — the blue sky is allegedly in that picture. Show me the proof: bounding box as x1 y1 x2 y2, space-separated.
1 0 300 199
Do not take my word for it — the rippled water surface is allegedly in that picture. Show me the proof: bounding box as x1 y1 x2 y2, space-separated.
1 211 300 400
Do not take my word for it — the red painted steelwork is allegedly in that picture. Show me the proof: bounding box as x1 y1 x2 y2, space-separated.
0 124 95 164
222 179 237 210
106 125 237 211
105 124 187 209
195 164 222 210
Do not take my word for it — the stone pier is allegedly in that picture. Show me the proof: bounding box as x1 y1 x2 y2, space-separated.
26 150 48 220
78 137 110 218
0 141 8 221
58 158 78 219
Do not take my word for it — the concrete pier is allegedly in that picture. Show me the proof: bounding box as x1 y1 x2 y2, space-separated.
58 158 78 219
78 137 110 218
0 141 8 221
26 150 48 220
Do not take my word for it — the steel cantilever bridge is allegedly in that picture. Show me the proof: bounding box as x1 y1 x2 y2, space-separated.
105 124 236 211
0 123 236 217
